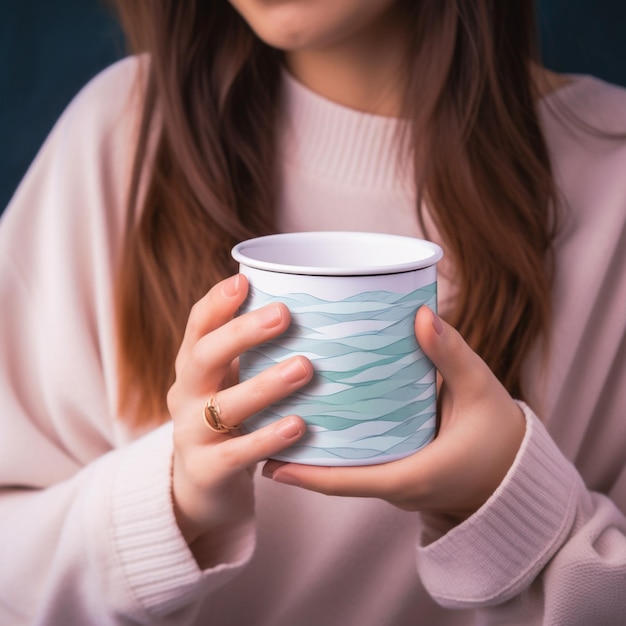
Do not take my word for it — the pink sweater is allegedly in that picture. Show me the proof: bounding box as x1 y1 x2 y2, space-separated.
0 56 625 625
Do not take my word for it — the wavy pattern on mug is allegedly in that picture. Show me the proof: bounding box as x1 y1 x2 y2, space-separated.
239 283 438 464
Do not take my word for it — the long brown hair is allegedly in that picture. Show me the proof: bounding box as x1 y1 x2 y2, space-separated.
111 0 557 425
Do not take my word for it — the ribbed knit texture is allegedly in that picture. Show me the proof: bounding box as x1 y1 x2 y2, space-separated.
418 403 579 607
111 424 253 618
281 70 412 190
111 425 196 615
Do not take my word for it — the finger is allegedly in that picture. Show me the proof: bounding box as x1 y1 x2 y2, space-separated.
176 274 248 375
414 306 491 398
182 300 292 392
211 355 314 429
261 458 422 501
216 415 308 475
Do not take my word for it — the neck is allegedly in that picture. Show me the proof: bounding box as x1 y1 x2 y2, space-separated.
284 5 409 117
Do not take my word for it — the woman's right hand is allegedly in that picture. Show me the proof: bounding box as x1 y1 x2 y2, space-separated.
166 274 313 566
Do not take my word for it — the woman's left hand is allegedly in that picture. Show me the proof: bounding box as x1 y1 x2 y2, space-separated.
262 306 526 521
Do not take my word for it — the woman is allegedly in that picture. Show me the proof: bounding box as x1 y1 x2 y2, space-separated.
0 1 625 624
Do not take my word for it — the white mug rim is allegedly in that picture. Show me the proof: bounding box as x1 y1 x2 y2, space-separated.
231 231 444 276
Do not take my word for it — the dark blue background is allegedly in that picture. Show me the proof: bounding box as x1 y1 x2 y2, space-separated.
2 0 626 213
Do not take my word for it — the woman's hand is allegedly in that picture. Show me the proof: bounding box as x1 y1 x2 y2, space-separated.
167 274 313 565
262 306 526 522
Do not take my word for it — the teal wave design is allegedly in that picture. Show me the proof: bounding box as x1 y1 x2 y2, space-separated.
239 283 438 465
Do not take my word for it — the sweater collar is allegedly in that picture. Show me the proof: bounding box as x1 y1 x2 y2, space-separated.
280 69 413 190
279 69 597 190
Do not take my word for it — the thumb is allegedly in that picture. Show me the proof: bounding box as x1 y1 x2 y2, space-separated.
414 306 488 396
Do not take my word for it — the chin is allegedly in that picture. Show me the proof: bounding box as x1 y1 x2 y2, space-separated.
246 19 323 51
253 27 315 51
229 0 343 51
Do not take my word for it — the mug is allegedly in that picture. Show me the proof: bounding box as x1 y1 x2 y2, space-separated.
232 231 443 466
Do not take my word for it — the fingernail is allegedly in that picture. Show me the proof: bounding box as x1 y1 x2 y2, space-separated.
271 471 302 488
222 274 240 297
259 304 283 328
275 417 303 440
281 358 309 383
431 310 444 335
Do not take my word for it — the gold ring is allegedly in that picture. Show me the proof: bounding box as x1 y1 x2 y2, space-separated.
203 396 237 433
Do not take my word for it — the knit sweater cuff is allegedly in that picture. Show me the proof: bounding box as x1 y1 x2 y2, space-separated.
417 402 580 608
109 422 255 619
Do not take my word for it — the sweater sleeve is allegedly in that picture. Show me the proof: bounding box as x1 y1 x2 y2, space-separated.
417 402 626 624
0 57 254 625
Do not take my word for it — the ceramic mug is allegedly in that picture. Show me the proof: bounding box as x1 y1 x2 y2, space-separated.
232 231 444 466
